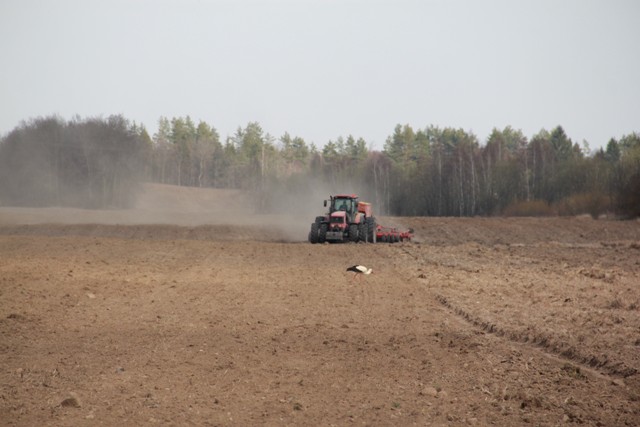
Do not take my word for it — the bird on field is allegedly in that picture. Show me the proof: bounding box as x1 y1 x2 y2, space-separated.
347 265 373 282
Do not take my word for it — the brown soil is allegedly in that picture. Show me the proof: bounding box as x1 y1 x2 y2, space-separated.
1 185 639 426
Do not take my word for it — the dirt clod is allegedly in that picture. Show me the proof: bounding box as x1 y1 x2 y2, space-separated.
60 394 81 408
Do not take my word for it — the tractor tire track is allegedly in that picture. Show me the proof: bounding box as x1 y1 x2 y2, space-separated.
435 294 637 378
392 243 638 379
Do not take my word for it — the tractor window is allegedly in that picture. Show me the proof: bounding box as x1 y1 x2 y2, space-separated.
334 199 348 212
345 199 353 212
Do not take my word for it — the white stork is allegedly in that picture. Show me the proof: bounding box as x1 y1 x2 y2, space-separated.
347 265 373 281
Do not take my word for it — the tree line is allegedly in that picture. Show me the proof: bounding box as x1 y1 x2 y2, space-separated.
382 124 640 218
0 116 147 208
1 115 638 218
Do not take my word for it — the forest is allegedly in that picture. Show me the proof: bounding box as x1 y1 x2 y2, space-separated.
0 115 638 218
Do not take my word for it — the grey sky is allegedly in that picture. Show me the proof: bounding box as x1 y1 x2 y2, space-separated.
1 0 638 151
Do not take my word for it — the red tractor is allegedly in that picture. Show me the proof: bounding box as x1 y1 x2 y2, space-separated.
308 194 377 243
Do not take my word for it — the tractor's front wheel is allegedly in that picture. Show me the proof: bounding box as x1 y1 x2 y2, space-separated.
308 222 319 244
318 223 328 243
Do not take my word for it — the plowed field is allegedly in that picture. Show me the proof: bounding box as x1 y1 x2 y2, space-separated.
1 185 639 426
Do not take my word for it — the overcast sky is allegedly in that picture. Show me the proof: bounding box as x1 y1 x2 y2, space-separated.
1 0 638 151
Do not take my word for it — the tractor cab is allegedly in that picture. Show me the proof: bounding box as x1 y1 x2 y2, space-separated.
326 195 358 224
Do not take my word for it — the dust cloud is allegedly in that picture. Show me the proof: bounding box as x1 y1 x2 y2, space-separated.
0 179 392 242
0 183 336 242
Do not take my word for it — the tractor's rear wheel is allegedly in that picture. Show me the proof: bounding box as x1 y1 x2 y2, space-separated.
348 224 359 242
358 222 368 243
366 217 377 243
309 222 319 244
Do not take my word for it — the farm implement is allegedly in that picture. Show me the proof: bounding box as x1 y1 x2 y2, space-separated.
375 225 413 243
